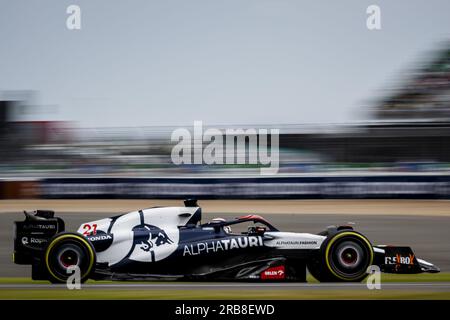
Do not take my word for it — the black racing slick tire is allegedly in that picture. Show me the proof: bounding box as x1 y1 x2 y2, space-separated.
307 231 374 282
44 232 96 284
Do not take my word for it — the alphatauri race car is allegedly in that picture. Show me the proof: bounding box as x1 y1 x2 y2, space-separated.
14 199 439 283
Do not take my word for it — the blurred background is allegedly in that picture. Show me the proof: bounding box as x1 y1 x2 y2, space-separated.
1 42 450 199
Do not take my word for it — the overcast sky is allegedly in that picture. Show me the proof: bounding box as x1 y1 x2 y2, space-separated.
1 0 450 128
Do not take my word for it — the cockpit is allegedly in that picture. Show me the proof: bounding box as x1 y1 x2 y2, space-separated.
181 199 279 236
202 214 278 236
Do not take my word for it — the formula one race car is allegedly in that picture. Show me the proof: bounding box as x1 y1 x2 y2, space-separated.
13 199 439 283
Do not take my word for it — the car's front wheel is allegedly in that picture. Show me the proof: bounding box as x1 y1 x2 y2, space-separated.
307 230 373 282
44 232 96 284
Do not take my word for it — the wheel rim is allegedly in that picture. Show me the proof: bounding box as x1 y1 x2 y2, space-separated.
329 237 371 279
58 248 80 268
48 239 90 281
337 244 361 268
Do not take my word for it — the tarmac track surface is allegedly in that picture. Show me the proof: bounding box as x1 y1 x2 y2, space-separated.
0 283 450 291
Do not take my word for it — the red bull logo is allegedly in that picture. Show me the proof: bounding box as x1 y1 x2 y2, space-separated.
131 224 174 262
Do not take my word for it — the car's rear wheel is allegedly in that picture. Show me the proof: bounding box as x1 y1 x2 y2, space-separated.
44 233 95 284
307 231 373 282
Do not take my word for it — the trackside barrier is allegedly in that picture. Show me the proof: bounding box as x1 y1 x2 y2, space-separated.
0 180 40 199
34 176 450 199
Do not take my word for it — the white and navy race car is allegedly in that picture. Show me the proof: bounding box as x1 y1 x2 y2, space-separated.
14 199 439 283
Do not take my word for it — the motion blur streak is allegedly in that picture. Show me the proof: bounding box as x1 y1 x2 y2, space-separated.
1 44 450 184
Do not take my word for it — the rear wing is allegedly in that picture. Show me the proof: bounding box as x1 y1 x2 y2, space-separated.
14 210 65 265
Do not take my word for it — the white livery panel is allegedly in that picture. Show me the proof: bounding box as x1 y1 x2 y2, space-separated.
264 232 325 250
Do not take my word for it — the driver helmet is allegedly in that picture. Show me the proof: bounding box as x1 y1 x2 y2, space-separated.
211 217 232 234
